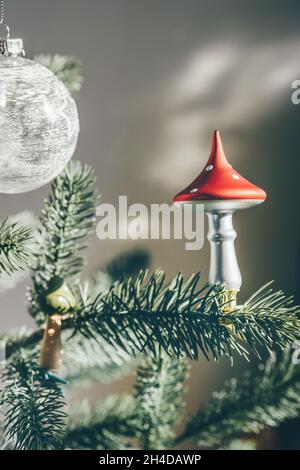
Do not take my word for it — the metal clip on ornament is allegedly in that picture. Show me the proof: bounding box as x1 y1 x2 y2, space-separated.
0 21 25 57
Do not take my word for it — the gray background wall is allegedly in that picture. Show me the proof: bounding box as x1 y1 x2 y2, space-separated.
1 0 300 422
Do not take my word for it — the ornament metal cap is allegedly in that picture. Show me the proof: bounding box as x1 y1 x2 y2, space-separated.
0 23 25 57
0 37 25 57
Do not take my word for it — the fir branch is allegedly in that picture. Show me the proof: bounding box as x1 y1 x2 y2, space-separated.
220 283 300 358
7 274 300 365
64 395 133 450
73 270 222 360
0 212 38 295
177 348 300 448
72 271 300 362
133 354 189 450
34 161 97 284
0 220 32 275
1 353 66 450
29 161 98 323
33 54 83 95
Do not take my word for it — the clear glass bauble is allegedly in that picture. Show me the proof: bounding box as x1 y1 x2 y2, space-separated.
0 56 79 193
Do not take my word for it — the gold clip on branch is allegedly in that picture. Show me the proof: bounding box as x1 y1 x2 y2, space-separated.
217 289 239 335
39 279 77 371
219 289 238 313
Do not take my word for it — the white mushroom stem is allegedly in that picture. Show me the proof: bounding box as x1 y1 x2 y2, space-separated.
207 210 242 292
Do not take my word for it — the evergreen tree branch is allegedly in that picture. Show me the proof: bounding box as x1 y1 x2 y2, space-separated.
72 272 300 362
132 353 189 449
29 161 98 324
6 274 300 365
64 395 134 450
0 212 38 295
0 220 32 275
0 352 66 450
176 348 300 448
33 54 83 95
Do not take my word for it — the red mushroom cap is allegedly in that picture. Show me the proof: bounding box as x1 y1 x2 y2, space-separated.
173 131 267 204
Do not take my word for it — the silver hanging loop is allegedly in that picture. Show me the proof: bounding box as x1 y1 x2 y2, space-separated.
0 0 10 39
0 21 9 39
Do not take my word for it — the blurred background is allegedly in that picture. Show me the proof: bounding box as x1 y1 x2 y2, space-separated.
1 0 300 449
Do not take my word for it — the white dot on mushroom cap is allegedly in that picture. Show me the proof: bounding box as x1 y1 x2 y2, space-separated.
206 165 213 171
232 174 240 180
190 188 198 193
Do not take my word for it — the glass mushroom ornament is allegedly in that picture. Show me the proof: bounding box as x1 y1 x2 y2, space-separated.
173 131 266 309
0 29 79 193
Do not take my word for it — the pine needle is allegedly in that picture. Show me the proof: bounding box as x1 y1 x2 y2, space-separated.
0 220 32 275
72 271 300 362
1 353 66 450
29 161 98 323
177 348 300 448
133 354 189 449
